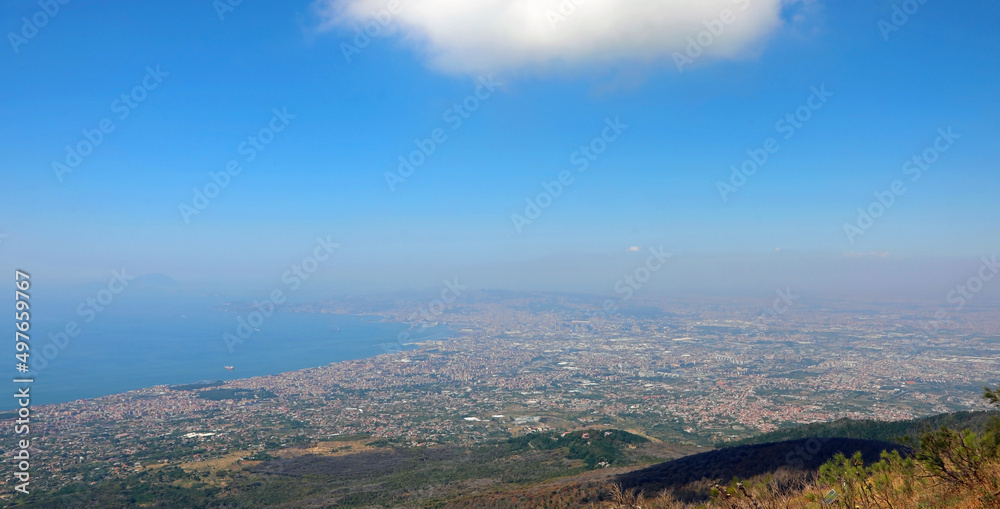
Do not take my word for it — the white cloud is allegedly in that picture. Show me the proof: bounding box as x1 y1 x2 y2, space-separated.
315 0 803 73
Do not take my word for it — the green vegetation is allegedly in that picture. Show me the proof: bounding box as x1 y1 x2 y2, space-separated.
195 388 276 401
602 384 1000 508
718 409 998 448
8 428 651 508
7 467 224 508
506 429 650 468
168 381 225 391
323 433 372 442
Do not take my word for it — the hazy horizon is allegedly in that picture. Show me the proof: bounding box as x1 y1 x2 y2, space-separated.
3 1 998 304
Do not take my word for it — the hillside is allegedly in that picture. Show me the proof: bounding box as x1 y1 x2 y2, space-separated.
593 386 1000 508
719 410 999 448
4 429 691 508
617 438 909 502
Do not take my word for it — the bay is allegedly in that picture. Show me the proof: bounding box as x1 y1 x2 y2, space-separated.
11 309 448 410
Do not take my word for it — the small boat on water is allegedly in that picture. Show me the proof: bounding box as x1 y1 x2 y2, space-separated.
224 366 234 371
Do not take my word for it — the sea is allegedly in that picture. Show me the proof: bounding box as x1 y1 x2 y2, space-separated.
9 305 449 410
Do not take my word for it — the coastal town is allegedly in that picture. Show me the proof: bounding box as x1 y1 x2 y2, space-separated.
3 292 998 496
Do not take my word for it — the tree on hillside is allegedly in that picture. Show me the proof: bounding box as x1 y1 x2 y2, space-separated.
985 384 1000 408
913 383 1000 502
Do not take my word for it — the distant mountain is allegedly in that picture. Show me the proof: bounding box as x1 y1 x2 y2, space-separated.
132 273 180 288
617 437 909 501
718 410 998 448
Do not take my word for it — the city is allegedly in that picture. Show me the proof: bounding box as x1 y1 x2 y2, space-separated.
4 292 995 502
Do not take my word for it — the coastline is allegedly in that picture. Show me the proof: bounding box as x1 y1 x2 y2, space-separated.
8 311 451 411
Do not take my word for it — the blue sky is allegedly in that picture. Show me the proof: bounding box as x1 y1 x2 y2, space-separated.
1 0 998 297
